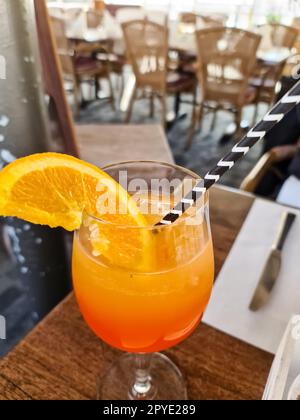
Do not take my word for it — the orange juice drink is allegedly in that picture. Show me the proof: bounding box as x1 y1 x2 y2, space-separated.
0 155 215 399
72 197 214 353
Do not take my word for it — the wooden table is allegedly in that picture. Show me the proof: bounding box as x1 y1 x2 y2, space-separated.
76 124 174 168
0 186 273 400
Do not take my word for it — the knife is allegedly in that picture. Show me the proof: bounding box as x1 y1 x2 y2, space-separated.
249 212 296 312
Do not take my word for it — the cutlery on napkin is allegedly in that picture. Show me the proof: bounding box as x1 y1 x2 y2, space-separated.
203 200 300 354
249 212 296 312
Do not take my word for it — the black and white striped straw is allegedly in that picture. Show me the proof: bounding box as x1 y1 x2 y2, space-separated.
157 79 300 226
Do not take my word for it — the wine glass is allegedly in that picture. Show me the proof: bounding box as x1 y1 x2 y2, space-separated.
72 161 214 400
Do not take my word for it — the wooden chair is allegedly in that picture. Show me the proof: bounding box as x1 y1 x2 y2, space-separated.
50 16 115 113
176 12 225 78
259 24 298 50
293 18 300 52
122 20 197 128
96 45 126 99
293 18 300 45
186 27 261 149
288 18 300 77
35 0 79 156
50 16 80 111
241 144 300 193
251 24 298 117
88 11 125 98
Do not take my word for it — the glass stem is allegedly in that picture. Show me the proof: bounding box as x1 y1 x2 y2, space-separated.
131 353 154 400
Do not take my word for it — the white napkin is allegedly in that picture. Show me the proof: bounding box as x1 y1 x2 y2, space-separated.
257 25 274 53
203 199 300 354
103 10 122 40
66 12 87 38
277 176 300 210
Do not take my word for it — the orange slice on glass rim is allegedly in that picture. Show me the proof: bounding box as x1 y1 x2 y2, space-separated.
0 153 153 270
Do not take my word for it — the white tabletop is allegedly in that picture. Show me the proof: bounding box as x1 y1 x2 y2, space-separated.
204 199 300 355
257 47 292 64
66 13 293 64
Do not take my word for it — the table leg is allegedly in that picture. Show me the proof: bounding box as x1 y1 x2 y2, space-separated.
165 93 188 131
219 121 249 144
120 74 136 113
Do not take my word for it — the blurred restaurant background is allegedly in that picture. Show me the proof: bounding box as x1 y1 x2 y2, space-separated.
1 0 300 358
45 0 300 187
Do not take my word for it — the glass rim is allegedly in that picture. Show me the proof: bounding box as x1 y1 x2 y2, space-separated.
83 160 209 230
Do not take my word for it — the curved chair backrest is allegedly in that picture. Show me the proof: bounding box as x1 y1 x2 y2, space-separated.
195 27 261 105
260 24 298 50
122 20 168 92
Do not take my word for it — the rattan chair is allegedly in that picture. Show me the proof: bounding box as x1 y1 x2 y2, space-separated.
260 24 298 50
122 20 197 128
241 144 300 193
293 18 300 52
177 12 225 79
251 24 298 117
186 27 261 149
51 17 115 113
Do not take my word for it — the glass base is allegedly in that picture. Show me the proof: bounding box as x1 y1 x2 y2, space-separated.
98 353 188 400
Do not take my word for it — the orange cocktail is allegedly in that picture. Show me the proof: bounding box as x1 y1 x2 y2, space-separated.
73 212 214 353
71 161 214 400
0 155 215 400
